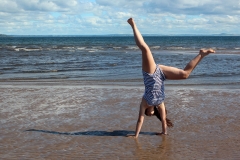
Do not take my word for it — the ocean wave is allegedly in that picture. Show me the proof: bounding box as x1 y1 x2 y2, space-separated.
112 47 122 49
216 47 226 50
166 81 240 86
5 46 43 52
18 48 42 52
92 46 104 50
166 46 192 50
150 46 161 49
62 47 75 49
22 70 58 73
126 46 138 50
77 47 86 50
12 63 25 66
2 67 14 70
1 44 240 53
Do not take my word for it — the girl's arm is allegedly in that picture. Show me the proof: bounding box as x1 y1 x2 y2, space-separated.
134 107 145 137
127 102 146 138
156 103 168 135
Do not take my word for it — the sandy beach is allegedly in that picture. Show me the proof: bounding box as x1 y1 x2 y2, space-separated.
0 81 239 159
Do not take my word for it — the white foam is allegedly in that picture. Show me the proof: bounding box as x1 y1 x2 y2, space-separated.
24 48 42 52
112 47 122 49
166 46 193 50
77 47 86 50
63 47 75 50
217 48 226 50
13 47 42 52
151 46 160 49
126 46 138 50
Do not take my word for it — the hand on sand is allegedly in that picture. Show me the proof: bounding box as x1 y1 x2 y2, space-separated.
127 18 135 26
126 134 137 138
199 48 215 57
156 132 168 136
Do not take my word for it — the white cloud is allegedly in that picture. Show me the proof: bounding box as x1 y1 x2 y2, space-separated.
0 0 19 12
96 0 240 15
0 0 239 35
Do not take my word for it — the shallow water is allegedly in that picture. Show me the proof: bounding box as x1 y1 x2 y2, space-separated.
0 82 239 159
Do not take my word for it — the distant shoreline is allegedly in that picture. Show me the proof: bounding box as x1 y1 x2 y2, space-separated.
1 34 240 37
0 34 10 37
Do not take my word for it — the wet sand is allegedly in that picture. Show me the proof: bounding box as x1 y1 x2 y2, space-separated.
0 81 240 159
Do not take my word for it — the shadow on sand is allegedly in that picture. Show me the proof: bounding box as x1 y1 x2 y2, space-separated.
25 129 157 137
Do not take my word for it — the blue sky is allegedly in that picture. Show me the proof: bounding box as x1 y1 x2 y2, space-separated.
0 0 240 35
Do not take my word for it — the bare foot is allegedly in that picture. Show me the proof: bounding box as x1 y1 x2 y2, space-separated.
199 48 215 57
127 18 135 27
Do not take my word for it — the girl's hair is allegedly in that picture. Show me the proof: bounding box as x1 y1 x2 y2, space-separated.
145 106 174 127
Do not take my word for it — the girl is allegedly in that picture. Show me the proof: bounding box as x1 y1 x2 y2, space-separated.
126 18 215 138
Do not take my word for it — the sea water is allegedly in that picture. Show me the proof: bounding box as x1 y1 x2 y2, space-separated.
0 36 239 88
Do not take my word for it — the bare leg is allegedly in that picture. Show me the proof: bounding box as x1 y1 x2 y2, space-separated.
127 18 156 74
160 49 215 80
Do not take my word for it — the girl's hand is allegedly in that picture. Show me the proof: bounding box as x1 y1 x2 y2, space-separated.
156 132 168 135
127 18 135 26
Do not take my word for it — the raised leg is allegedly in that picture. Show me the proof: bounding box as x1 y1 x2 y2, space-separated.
160 49 215 80
127 18 156 74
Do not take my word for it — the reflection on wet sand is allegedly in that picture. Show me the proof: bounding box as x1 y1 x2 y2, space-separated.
134 135 171 159
0 83 239 159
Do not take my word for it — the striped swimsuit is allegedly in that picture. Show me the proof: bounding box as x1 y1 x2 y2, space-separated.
143 65 166 106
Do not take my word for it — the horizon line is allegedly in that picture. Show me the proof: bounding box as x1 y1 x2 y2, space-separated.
1 33 240 37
